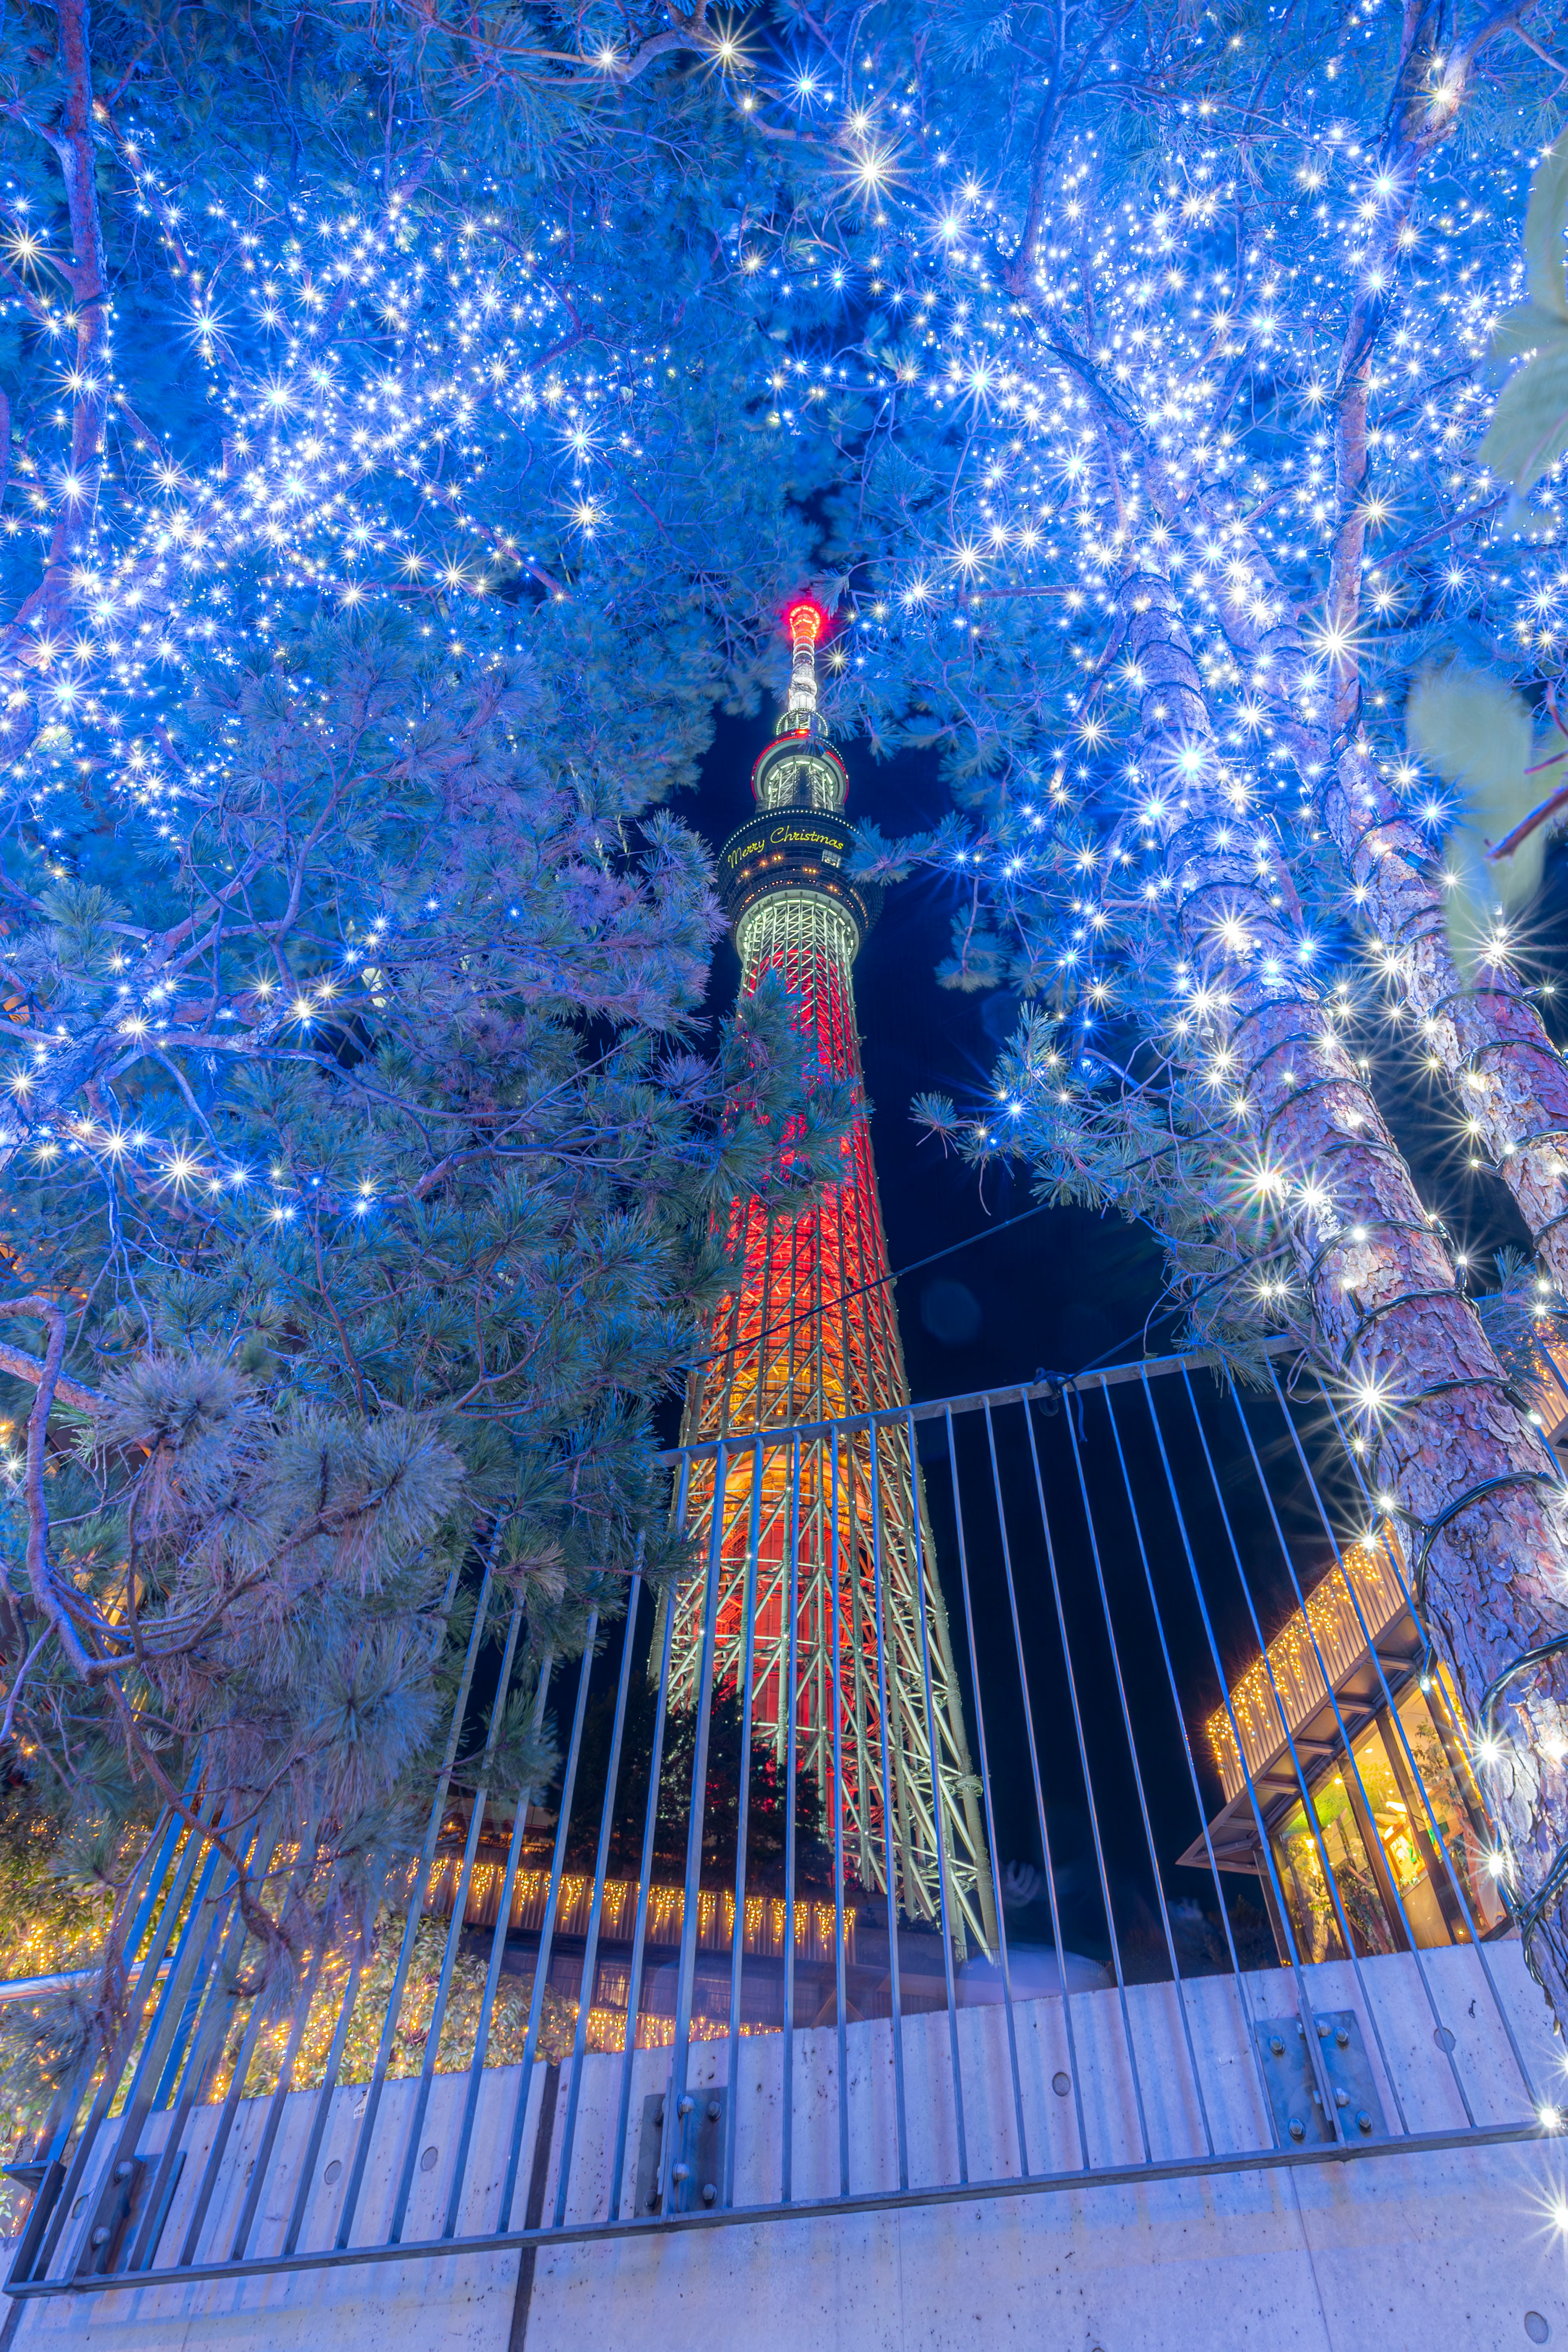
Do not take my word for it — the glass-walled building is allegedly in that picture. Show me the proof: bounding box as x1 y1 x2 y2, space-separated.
1181 1532 1506 1964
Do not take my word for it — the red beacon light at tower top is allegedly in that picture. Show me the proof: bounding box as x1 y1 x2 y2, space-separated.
783 595 830 650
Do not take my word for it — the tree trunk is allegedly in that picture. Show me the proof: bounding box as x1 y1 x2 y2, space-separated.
1214 538 1568 1304
1307 107 1568 1301
1245 7 1568 1295
1125 563 1568 2024
1322 742 1568 1293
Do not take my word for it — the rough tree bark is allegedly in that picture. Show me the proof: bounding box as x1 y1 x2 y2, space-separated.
1200 533 1568 1304
1310 23 1568 1302
1324 748 1568 1283
1200 479 1568 1306
1123 557 1568 2021
1187 0 1568 1295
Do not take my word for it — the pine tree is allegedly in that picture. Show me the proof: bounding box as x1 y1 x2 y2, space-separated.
11 0 1568 2049
0 587 856 2016
0 0 863 2038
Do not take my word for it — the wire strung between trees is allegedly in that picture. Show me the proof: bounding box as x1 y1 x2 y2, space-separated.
676 1190 1239 1394
677 1089 1260 1387
675 1194 1065 1378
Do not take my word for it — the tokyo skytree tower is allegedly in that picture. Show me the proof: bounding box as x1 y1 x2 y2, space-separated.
669 601 996 1955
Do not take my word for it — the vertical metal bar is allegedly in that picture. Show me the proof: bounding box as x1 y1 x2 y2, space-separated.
554 1557 645 2225
27 1804 189 2174
1223 1373 1478 2118
829 1424 851 2201
904 1407 969 2183
334 1547 497 2250
443 1650 557 2239
866 1417 909 2192
1305 1366 1519 1926
1277 1366 1544 2111
659 1438 732 2214
281 1956 364 2259
1177 1364 1411 2137
119 1807 191 1983
111 1839 234 2141
1100 1383 1280 2146
848 1465 873 1895
1532 1345 1568 1411
1138 1369 1345 2146
134 1847 276 2271
1007 1400 1092 2174
781 1430 802 2205
147 1879 235 2118
34 1822 227 2281
497 1608 600 2228
224 1941 329 2263
880 1567 920 1937
608 1544 678 2220
388 1595 528 2242
722 1443 766 2207
163 1835 297 2258
1014 1389 1154 2165
942 1406 1029 2174
1058 1395 1215 2158
913 1450 995 1957
278 1542 488 2267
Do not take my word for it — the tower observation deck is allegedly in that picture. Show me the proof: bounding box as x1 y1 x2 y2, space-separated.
670 603 996 1955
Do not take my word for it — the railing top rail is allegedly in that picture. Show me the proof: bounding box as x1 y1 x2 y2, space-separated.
655 1333 1297 1463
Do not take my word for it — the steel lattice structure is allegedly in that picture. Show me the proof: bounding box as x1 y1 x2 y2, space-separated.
668 604 996 1956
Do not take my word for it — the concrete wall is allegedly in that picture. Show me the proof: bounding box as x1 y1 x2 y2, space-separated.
8 1941 1568 2350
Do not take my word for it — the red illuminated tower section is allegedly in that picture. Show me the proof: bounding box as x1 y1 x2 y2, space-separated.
672 603 996 1954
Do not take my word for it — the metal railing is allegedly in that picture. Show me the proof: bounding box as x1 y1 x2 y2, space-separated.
2 1345 1560 2311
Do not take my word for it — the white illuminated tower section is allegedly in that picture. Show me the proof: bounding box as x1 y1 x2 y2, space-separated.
671 602 995 1954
